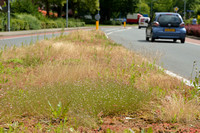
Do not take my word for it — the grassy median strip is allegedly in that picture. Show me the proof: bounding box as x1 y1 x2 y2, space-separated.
0 30 199 132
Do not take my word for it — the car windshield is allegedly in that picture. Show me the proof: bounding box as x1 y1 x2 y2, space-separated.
157 14 181 27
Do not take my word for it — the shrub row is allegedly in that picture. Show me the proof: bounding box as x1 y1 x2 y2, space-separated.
11 19 29 31
185 24 200 37
102 20 122 25
0 14 86 31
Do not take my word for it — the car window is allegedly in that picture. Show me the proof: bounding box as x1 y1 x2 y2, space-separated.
157 14 181 27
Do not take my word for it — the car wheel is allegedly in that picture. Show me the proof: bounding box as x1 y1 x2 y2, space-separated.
151 36 155 42
181 38 185 43
138 26 141 29
146 37 149 41
150 32 155 42
173 39 177 42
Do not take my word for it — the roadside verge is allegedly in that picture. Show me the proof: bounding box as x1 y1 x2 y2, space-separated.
0 27 93 37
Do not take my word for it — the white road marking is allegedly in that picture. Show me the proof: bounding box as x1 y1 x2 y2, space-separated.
106 27 132 36
103 28 122 32
157 65 193 87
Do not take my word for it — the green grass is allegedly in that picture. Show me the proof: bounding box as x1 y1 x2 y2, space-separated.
0 80 151 126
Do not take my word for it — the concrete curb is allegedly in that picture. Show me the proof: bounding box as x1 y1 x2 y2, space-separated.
0 27 93 37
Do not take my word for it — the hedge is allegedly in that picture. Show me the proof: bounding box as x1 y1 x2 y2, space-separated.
0 13 86 31
16 14 41 30
185 24 200 37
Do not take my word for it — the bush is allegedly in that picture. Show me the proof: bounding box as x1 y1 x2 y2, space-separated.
185 25 200 37
83 19 96 24
16 14 41 30
185 18 193 25
10 19 30 31
115 21 122 25
67 21 85 27
68 18 82 22
75 22 85 27
102 20 122 25
102 20 113 25
0 18 4 31
55 19 65 28
40 22 46 29
24 22 30 30
11 19 22 31
0 13 6 31
68 21 76 27
46 21 58 29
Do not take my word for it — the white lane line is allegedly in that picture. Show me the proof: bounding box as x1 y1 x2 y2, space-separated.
103 28 122 32
157 65 193 87
106 27 132 36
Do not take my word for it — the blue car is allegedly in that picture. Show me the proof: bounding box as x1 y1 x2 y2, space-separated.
146 12 186 43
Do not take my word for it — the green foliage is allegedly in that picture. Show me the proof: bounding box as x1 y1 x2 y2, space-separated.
16 14 41 30
11 0 39 15
48 101 70 120
55 19 65 28
0 13 6 31
136 1 150 15
190 61 200 96
83 19 96 24
0 81 151 126
100 0 139 21
6 58 23 64
102 20 122 25
21 54 43 67
153 0 174 12
68 21 85 27
185 18 193 25
46 21 58 29
11 19 24 31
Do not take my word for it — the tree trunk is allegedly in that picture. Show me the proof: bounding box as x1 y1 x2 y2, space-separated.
57 4 63 17
46 0 50 17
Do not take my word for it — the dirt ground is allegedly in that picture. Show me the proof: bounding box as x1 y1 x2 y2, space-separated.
93 116 200 133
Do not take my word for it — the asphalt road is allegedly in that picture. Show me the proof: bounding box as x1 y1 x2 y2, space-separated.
101 26 200 80
0 32 69 48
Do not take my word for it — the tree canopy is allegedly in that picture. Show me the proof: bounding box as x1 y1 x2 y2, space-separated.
5 0 200 20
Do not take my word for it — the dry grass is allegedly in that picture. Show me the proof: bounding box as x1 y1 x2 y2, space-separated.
156 95 200 123
0 30 199 131
0 30 144 88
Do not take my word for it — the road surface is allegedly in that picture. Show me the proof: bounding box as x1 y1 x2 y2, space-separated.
101 26 200 80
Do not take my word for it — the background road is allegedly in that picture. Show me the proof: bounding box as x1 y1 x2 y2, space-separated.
101 26 200 80
0 32 70 48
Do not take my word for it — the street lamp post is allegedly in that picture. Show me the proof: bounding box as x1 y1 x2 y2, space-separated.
66 0 68 28
184 0 186 20
139 0 141 14
151 0 153 18
8 0 10 31
98 0 100 15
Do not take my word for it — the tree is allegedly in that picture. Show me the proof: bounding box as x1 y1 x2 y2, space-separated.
68 0 98 17
11 0 38 15
100 0 139 21
136 0 150 15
